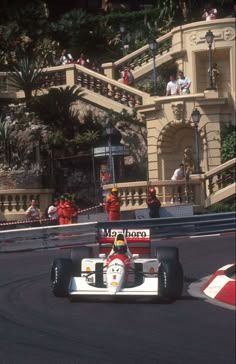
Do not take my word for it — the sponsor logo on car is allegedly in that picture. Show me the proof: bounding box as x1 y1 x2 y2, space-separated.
100 229 150 239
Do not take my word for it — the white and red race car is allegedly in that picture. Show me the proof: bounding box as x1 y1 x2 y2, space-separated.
50 229 184 301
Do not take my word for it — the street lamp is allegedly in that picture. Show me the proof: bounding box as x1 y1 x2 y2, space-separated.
105 121 116 184
191 108 201 174
148 37 158 96
205 29 215 90
120 23 125 57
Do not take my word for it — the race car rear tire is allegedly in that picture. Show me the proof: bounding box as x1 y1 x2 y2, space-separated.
51 258 73 297
158 259 184 300
70 246 93 276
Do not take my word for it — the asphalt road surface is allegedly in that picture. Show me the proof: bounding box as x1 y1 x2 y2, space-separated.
0 233 235 364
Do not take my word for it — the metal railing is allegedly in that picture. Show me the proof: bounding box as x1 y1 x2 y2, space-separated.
0 212 235 253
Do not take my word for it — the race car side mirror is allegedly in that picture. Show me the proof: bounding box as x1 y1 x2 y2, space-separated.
99 254 106 258
133 254 140 259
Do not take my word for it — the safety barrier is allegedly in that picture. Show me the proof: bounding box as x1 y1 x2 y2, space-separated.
0 203 105 230
0 212 235 253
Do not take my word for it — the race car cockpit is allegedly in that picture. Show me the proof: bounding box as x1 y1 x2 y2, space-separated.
108 233 132 258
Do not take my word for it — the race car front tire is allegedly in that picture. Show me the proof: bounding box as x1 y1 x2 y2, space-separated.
70 246 93 276
51 258 73 297
158 259 184 300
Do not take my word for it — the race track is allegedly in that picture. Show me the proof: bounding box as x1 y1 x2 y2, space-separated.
0 233 235 364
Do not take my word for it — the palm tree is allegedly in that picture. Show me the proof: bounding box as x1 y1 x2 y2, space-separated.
8 57 44 106
31 85 84 138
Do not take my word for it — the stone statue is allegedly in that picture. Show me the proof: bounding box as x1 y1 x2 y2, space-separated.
171 102 184 121
183 147 195 179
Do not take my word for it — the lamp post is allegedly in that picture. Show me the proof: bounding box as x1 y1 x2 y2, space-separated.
205 29 215 90
149 37 158 96
105 121 115 184
191 108 201 174
120 23 125 57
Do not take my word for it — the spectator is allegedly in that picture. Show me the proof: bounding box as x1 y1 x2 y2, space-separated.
147 187 161 218
177 71 191 94
47 198 59 224
171 163 185 203
105 187 121 221
60 49 74 65
208 63 220 89
202 2 217 20
85 58 91 68
166 75 178 96
58 195 66 225
26 199 41 226
122 66 134 86
76 53 86 66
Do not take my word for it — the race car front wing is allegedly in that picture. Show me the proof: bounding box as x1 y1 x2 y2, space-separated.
69 276 159 296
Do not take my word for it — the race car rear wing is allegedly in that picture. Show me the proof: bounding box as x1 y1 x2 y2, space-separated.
97 228 151 257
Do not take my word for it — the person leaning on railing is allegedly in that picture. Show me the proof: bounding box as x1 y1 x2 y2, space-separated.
25 199 42 226
170 163 185 203
176 71 191 95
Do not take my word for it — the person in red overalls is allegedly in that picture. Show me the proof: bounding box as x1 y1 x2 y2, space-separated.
105 187 121 221
58 196 66 225
64 196 77 224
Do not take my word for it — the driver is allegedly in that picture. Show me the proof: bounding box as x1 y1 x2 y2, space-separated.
108 233 132 258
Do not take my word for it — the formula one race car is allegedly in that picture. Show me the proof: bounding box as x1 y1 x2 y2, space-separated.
50 229 184 302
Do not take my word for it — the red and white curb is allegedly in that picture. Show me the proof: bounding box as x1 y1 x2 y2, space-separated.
202 263 236 306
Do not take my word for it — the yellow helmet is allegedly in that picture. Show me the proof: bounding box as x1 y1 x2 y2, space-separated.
114 234 127 254
112 187 118 193
116 240 125 246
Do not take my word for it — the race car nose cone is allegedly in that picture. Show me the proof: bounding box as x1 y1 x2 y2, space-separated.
107 258 126 294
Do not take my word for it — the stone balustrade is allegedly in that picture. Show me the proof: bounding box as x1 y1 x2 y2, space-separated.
0 189 53 222
0 63 151 110
103 177 203 211
74 65 147 107
0 161 235 222
204 158 236 207
102 31 172 79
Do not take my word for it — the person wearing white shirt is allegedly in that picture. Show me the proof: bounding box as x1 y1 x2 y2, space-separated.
48 199 59 220
171 163 185 203
177 71 191 94
166 75 178 96
202 3 217 20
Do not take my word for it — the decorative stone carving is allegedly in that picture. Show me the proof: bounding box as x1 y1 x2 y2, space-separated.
171 102 184 121
189 29 227 45
189 32 198 45
224 28 235 41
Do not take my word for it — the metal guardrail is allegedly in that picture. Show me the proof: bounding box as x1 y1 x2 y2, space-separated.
0 212 235 253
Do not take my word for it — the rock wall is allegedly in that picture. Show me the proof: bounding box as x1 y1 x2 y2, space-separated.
0 171 43 189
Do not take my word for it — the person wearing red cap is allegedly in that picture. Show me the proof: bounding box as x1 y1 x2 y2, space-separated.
105 187 121 221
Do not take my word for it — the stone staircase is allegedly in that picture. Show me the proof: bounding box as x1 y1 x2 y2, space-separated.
0 18 235 217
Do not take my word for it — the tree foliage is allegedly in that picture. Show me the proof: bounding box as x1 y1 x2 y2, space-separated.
30 85 83 137
8 57 44 105
221 130 236 163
